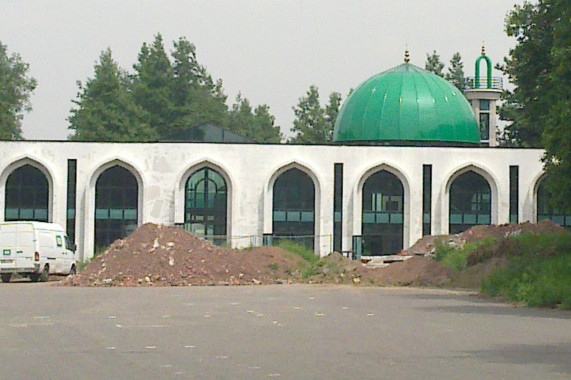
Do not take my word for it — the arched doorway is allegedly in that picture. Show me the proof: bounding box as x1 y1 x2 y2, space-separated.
449 170 491 234
5 164 49 222
362 170 404 255
537 178 570 230
95 166 138 251
184 167 227 245
272 168 315 248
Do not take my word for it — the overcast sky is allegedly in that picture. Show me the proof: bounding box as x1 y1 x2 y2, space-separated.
1 0 525 140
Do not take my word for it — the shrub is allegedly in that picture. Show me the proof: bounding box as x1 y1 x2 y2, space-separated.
481 231 571 309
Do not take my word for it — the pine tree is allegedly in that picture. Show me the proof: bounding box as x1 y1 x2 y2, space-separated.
290 86 341 144
445 52 465 91
169 37 228 134
68 49 155 141
228 94 281 143
132 34 175 137
0 41 36 140
425 51 444 77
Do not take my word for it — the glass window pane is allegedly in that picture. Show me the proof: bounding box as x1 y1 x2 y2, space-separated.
301 212 314 222
376 213 389 223
390 213 403 224
450 214 463 224
363 213 375 223
464 214 476 224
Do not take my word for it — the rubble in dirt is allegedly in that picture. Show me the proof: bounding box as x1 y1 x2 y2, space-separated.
61 223 304 287
60 223 455 287
407 220 565 256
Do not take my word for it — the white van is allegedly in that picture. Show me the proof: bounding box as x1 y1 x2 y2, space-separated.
0 222 77 283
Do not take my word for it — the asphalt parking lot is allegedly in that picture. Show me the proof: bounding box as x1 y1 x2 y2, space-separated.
0 283 569 379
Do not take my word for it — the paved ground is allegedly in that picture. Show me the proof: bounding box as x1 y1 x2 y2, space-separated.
0 283 569 379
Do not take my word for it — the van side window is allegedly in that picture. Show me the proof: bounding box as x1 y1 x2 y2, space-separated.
64 236 73 250
56 235 63 247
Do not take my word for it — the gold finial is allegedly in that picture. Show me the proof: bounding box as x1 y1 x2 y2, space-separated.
404 46 410 63
481 42 486 56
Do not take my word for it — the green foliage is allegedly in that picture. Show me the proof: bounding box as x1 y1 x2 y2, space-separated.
69 49 156 141
0 41 37 140
478 231 571 309
424 50 444 77
482 253 571 309
268 262 279 271
227 94 282 143
289 85 341 144
497 1 570 211
69 34 280 143
445 52 465 92
434 237 497 272
168 36 229 136
275 240 323 279
276 240 319 263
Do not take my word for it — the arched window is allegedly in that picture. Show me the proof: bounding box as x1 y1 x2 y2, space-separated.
184 167 227 244
95 166 138 251
5 164 49 222
272 168 315 248
449 171 491 234
362 170 404 255
537 179 570 230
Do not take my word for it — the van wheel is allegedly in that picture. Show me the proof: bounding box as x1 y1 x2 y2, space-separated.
39 265 49 282
1 273 11 283
69 265 76 275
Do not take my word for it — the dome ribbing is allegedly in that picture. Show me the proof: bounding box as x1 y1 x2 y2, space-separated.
333 63 480 145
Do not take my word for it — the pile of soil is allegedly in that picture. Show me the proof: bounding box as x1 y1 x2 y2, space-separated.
61 223 455 287
407 220 564 256
61 221 565 288
62 224 305 286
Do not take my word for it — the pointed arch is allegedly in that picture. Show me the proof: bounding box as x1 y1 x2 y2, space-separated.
1 157 54 223
267 161 321 250
356 163 410 255
88 159 144 251
534 175 570 229
178 161 232 245
445 164 497 234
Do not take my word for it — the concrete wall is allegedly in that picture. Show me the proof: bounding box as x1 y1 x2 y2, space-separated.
0 141 545 260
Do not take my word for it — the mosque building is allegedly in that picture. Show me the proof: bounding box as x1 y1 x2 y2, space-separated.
0 50 568 261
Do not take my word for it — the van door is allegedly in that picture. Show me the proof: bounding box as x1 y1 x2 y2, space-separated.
55 234 68 273
16 223 35 269
0 223 35 271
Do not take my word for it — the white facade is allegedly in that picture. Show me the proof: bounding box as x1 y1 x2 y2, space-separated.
0 141 545 261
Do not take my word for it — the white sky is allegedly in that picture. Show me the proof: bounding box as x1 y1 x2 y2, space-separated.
1 0 525 140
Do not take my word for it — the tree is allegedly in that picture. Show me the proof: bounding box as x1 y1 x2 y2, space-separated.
289 86 341 144
169 37 228 135
0 41 36 140
227 94 282 143
425 50 444 77
132 34 175 138
68 49 156 141
498 0 571 210
445 52 465 91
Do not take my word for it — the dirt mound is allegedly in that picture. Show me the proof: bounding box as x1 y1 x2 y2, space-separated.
408 220 565 256
360 257 453 286
62 223 304 286
458 220 564 243
61 223 455 287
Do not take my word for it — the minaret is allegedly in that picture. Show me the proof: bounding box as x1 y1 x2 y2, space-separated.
464 44 503 146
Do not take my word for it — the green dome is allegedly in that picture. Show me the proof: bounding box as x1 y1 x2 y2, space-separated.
333 63 480 145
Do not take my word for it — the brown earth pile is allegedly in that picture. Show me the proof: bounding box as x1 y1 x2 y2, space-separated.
60 223 455 287
61 223 305 286
407 220 564 256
